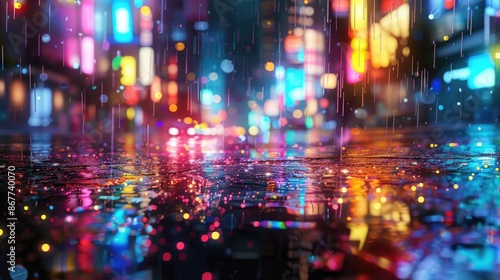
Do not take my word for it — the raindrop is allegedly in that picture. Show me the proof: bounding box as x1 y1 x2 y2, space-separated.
41 34 51 43
221 59 234 73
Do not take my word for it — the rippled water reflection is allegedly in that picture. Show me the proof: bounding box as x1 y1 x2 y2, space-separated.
1 125 499 280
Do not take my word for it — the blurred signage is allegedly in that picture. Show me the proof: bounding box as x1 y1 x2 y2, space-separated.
442 52 495 90
112 0 134 43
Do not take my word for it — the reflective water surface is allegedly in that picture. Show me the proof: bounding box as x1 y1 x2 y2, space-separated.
1 125 500 280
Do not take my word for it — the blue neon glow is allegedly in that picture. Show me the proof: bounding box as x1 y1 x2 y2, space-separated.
201 89 214 106
259 116 271 131
28 88 52 127
112 1 133 43
286 68 305 106
467 53 495 90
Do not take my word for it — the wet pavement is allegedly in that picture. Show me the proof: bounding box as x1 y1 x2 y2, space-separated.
1 124 500 280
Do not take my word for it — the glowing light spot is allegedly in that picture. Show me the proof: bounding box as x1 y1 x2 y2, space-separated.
202 272 213 280
376 188 381 193
24 206 29 211
341 187 347 193
417 196 425 203
264 62 275 71
380 197 387 203
41 214 47 220
41 243 50 252
208 72 218 81
248 126 259 136
0 229 3 236
163 252 172 261
411 185 416 191
175 42 186 51
292 109 303 119
186 72 196 81
453 184 459 189
374 202 381 210
183 213 190 220
476 142 482 147
169 104 178 112
176 242 185 250
337 198 344 204
168 127 179 136
211 231 220 240
468 176 473 180
201 234 209 242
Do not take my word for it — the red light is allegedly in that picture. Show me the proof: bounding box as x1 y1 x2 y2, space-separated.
202 272 213 280
444 0 455 10
176 241 185 250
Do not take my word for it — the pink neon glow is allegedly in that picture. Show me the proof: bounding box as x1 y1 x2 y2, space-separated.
81 37 94 74
81 0 94 34
65 38 80 69
346 50 363 83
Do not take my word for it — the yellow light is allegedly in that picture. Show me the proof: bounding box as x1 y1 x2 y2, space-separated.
341 187 347 193
237 127 246 136
175 42 186 51
140 6 151 16
94 205 99 210
350 50 367 73
443 35 449 41
350 37 368 51
374 202 381 210
183 213 190 220
41 214 47 220
417 196 425 203
350 0 367 31
292 109 303 119
14 2 22 9
24 206 29 211
468 176 473 180
41 243 50 252
248 126 259 136
0 229 3 236
53 90 64 111
169 104 178 112
495 52 500 59
402 46 410 57
211 115 221 124
337 198 344 204
184 117 193 124
411 186 416 191
126 107 135 120
453 184 459 189
380 197 387 203
320 73 337 89
154 92 163 101
211 231 220 240
375 187 381 193
10 79 26 107
264 62 275 72
120 56 137 86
